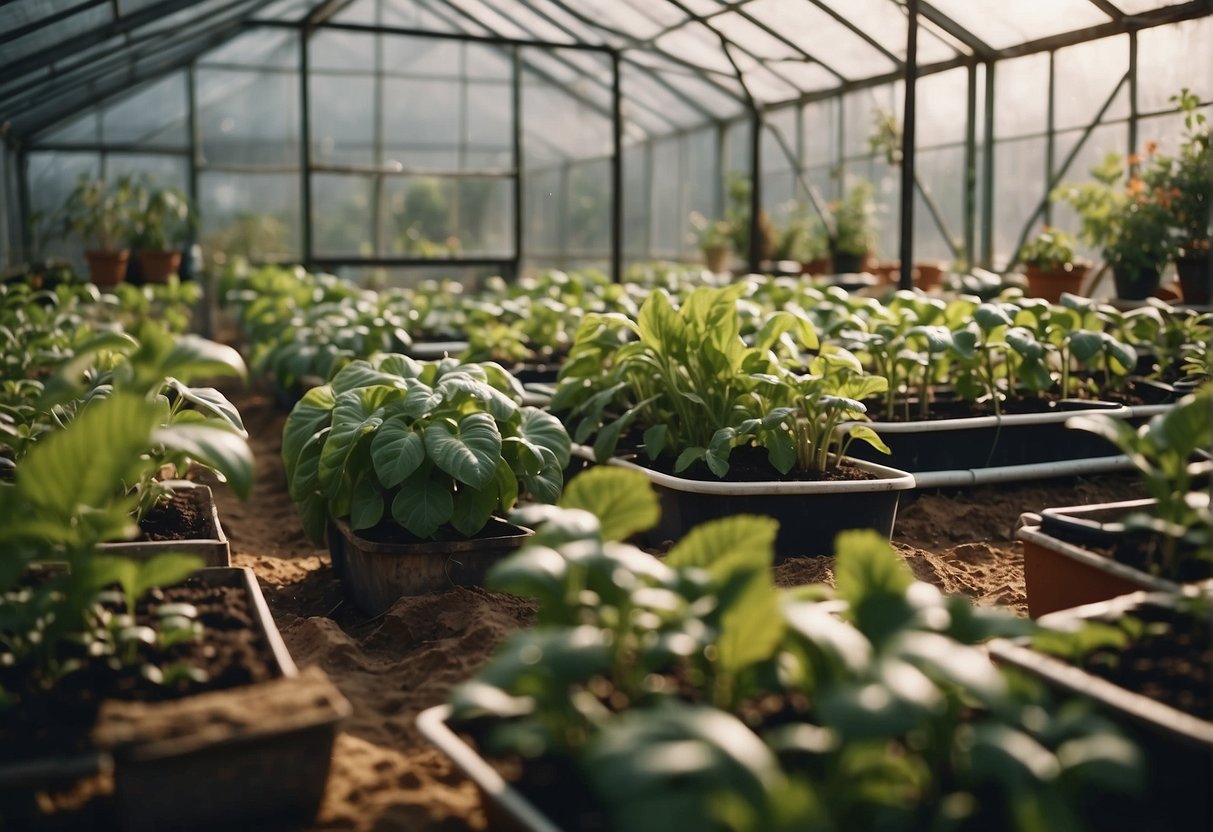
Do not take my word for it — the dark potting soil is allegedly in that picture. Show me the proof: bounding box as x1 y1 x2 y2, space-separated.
1078 601 1212 720
137 487 216 541
634 444 879 484
0 575 278 765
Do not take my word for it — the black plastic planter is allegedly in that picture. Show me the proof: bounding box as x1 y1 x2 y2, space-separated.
328 517 534 616
576 448 915 561
989 590 1213 830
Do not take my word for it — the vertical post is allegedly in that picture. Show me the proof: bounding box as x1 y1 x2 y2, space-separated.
748 108 762 275
898 0 919 290
371 12 384 260
981 61 995 267
1127 30 1138 155
300 25 313 267
16 148 32 263
186 63 200 207
610 48 622 283
1044 51 1056 227
963 61 977 270
185 62 209 335
512 46 524 282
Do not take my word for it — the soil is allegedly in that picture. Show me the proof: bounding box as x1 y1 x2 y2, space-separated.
137 487 216 541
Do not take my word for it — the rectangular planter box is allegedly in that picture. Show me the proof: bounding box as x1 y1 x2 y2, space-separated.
0 567 349 831
574 447 915 561
1018 500 1180 619
989 590 1213 828
842 402 1136 484
97 480 230 567
418 704 561 832
329 517 534 616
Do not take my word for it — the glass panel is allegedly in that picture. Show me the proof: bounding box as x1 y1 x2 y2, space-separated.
712 12 801 61
994 53 1049 139
251 0 313 22
198 171 301 262
1137 17 1213 111
912 146 965 263
105 153 188 192
655 26 736 76
816 0 959 65
101 73 189 148
27 151 101 269
197 68 301 166
312 173 374 258
566 158 611 256
767 61 837 94
623 141 651 258
724 120 751 177
39 111 101 146
1052 122 1129 261
925 0 1109 51
383 175 512 256
992 137 1047 270
382 77 462 160
649 136 683 258
199 28 299 68
310 29 373 71
843 85 898 157
915 68 968 147
686 126 720 240
803 99 837 168
746 0 897 79
381 34 463 75
1054 35 1128 132
3 5 112 65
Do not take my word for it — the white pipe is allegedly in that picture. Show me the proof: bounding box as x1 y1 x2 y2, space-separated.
912 454 1134 489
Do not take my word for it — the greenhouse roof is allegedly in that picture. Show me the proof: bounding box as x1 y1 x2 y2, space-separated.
1 0 1207 142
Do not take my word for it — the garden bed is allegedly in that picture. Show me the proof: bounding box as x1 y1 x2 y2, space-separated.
176 385 1149 831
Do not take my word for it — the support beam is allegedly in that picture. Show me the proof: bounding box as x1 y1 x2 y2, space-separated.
611 49 623 283
980 61 995 267
963 62 977 268
899 0 920 290
512 46 524 281
300 28 313 265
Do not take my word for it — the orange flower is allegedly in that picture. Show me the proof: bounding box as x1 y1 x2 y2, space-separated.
1144 140 1158 155
1128 177 1145 195
1127 153 1142 166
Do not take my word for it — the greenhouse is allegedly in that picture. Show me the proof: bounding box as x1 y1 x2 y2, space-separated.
1 2 1211 831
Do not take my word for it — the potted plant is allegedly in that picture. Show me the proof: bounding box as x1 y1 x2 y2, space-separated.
0 391 348 830
1017 227 1090 302
1161 89 1211 305
1016 386 1211 617
281 354 572 615
691 211 734 273
827 179 875 274
776 206 829 275
60 175 138 287
1054 150 1178 300
132 180 195 284
551 283 914 558
422 469 1142 832
989 588 1213 829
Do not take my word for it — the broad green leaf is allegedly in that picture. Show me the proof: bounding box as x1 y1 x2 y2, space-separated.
558 467 659 541
666 514 778 579
349 473 384 530
846 424 890 455
833 530 915 648
518 407 571 468
154 423 254 499
329 360 407 394
281 385 336 478
317 386 397 496
495 458 519 510
370 417 426 488
391 468 454 538
161 335 247 384
520 446 563 504
424 411 501 490
165 380 247 436
288 427 329 501
451 481 499 536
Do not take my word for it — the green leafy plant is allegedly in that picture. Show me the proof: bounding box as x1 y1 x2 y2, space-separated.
59 175 139 252
1160 89 1210 257
132 180 195 251
828 179 876 260
281 355 571 542
449 469 1140 832
1067 387 1212 574
1018 227 1082 271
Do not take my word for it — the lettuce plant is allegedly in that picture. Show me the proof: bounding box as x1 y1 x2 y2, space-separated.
282 354 571 542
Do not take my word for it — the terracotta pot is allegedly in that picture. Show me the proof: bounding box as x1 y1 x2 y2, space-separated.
1176 251 1211 305
801 256 831 276
701 244 729 273
913 262 945 291
137 249 183 284
1024 263 1089 303
870 260 900 285
1113 264 1163 300
85 250 130 287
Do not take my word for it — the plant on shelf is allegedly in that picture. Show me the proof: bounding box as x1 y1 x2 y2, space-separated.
1016 226 1090 302
1053 149 1178 300
281 354 571 544
775 205 829 266
437 468 1141 832
131 179 195 283
59 175 139 287
690 211 735 273
826 179 875 273
1160 89 1211 303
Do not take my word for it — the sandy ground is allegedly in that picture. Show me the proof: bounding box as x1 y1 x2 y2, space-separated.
209 387 1145 832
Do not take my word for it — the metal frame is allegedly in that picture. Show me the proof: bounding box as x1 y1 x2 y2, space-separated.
5 0 1213 276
